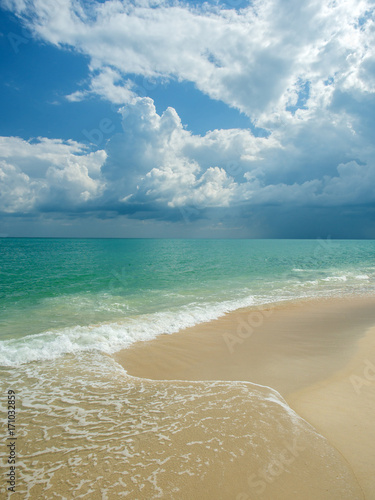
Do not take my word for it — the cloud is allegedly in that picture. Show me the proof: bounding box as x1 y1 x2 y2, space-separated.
0 137 106 213
102 97 279 211
1 96 375 220
102 97 375 215
0 160 39 213
66 67 137 104
4 0 375 124
0 136 104 174
320 160 375 204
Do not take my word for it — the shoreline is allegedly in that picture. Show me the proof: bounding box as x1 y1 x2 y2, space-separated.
114 294 375 396
113 294 375 499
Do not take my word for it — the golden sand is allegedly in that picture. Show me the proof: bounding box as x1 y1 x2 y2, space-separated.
114 295 375 499
114 296 375 394
289 325 375 500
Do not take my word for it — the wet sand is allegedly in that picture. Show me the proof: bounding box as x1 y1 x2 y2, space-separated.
114 295 375 499
4 352 365 500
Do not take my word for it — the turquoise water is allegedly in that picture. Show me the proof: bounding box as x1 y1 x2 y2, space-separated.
1 238 375 365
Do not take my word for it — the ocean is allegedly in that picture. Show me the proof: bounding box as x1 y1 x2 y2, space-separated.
1 238 375 364
1 238 374 498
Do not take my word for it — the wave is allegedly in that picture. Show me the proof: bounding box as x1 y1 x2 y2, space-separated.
0 294 259 366
1 268 374 367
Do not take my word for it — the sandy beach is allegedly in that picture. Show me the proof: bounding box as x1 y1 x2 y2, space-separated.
114 295 375 499
4 295 375 499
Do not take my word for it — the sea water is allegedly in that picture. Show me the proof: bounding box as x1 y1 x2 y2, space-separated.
1 238 375 365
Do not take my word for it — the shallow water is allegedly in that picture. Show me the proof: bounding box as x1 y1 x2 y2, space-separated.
0 352 364 499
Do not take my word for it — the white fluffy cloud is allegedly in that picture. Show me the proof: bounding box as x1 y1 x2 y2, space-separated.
66 67 137 104
0 160 39 213
0 137 106 213
103 97 279 209
4 0 375 125
104 96 375 211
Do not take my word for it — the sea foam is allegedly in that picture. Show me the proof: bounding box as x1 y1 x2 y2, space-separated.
0 294 258 366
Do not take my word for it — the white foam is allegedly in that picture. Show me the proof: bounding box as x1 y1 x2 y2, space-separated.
2 268 374 367
322 276 347 282
0 294 258 366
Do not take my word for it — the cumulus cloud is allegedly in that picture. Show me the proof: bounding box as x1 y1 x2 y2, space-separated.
1 96 375 219
102 97 280 210
66 67 137 104
103 97 375 214
0 160 40 213
0 137 106 213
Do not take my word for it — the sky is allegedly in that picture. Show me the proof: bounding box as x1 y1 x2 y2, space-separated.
0 0 375 238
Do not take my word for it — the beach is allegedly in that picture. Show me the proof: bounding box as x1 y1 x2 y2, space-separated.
2 298 375 498
2 238 375 498
114 295 375 499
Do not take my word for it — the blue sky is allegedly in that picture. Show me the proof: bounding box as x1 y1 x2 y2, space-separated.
0 0 375 238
